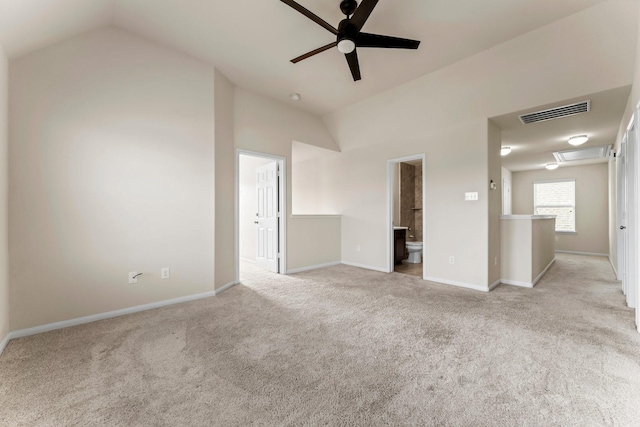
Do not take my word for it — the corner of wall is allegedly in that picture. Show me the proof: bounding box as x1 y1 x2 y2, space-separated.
0 42 9 345
214 69 237 289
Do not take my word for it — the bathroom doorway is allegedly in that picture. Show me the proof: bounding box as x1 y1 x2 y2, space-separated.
387 154 426 278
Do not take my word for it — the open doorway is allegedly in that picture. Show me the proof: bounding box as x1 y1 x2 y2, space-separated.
236 150 287 282
387 154 426 278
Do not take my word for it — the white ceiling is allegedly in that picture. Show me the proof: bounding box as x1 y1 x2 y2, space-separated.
0 0 632 172
0 0 612 115
493 86 631 172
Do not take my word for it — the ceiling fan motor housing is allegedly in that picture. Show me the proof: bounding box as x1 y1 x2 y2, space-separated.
340 0 358 16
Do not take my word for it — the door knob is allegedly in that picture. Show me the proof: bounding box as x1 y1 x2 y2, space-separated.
254 221 259 224
620 226 627 230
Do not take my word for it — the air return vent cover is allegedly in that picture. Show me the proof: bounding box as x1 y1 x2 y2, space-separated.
519 100 591 124
553 145 611 163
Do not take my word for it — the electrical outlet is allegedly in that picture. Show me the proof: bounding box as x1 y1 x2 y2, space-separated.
449 256 455 265
356 245 361 252
555 236 559 242
128 272 139 284
161 267 170 279
494 257 498 266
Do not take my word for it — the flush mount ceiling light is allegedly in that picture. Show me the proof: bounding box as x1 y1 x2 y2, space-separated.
568 135 589 146
290 93 301 101
546 163 559 170
500 146 512 156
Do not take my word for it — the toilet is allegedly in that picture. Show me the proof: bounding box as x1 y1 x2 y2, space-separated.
405 241 423 264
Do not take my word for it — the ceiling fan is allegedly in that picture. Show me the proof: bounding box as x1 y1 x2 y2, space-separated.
280 0 420 81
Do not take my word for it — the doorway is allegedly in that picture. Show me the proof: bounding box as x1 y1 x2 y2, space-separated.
617 109 639 331
387 154 426 278
236 150 286 282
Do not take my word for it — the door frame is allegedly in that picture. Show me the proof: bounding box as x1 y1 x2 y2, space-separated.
235 149 287 282
386 153 427 278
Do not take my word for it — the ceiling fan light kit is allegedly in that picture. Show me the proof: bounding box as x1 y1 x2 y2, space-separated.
546 163 559 170
500 146 512 156
280 0 421 81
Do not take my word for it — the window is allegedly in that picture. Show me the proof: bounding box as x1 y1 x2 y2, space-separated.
534 179 575 232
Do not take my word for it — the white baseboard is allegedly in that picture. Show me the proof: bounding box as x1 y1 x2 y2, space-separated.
501 258 555 289
239 257 256 264
488 279 501 291
0 333 10 357
555 250 608 257
532 258 555 286
6 281 239 342
609 257 619 278
287 261 341 274
341 261 390 273
424 276 490 293
501 279 534 288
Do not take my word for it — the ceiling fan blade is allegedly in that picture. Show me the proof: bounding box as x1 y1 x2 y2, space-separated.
291 42 338 63
345 50 361 81
350 0 378 31
356 32 420 49
280 0 338 35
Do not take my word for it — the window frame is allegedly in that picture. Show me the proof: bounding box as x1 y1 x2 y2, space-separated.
533 178 576 233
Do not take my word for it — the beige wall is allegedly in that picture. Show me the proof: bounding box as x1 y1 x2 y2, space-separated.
315 2 635 288
234 88 341 273
213 70 236 289
512 163 609 255
0 43 8 341
9 28 218 330
239 155 272 262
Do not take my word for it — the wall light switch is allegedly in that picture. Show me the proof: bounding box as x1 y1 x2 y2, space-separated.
161 268 170 279
465 192 479 201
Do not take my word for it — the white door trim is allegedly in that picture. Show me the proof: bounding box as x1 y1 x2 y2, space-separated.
236 149 287 281
386 154 427 279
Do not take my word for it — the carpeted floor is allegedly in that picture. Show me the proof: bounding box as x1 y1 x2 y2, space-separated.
1 254 640 426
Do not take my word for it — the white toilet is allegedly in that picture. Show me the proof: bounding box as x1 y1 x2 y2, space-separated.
405 241 423 264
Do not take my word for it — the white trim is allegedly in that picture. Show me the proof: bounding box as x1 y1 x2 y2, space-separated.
0 333 10 357
501 279 534 288
236 149 287 278
6 283 239 341
500 258 555 289
489 279 501 291
342 261 389 273
287 261 341 274
240 257 256 264
424 276 490 292
609 256 618 278
555 250 608 257
532 258 555 286
290 215 341 219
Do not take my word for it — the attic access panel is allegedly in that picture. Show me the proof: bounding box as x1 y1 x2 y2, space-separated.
553 145 611 163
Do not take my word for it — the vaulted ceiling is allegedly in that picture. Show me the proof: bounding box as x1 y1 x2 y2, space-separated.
0 0 613 115
0 0 636 171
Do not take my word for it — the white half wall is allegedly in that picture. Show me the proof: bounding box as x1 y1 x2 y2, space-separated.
9 27 217 331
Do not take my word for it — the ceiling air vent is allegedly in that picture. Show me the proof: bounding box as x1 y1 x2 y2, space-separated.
553 145 611 163
519 100 591 124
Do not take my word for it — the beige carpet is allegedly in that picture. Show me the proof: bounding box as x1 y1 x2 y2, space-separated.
1 254 640 426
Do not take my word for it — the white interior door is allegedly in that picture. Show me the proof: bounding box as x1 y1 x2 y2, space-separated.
617 142 627 285
502 179 512 215
628 122 638 310
256 161 279 273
